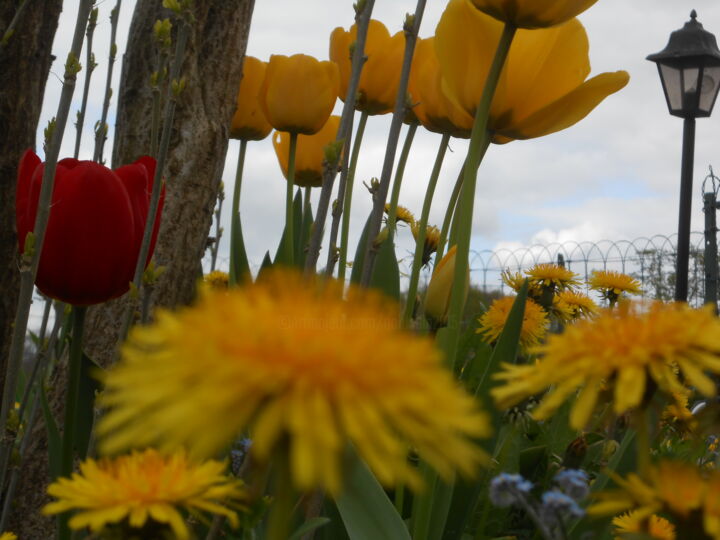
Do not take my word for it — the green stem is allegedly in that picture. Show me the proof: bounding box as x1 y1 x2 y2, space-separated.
0 0 93 500
359 1 427 286
435 165 464 265
229 139 248 286
73 7 97 159
266 454 298 540
58 305 87 540
402 133 450 325
443 22 516 370
304 0 375 273
635 409 651 478
122 17 190 340
93 0 122 163
283 132 298 266
299 186 311 265
385 122 418 242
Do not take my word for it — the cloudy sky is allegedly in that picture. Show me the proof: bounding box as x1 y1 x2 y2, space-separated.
40 0 720 279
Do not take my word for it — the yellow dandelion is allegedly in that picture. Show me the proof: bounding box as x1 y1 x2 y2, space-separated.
554 290 599 321
492 301 720 430
589 270 642 300
203 270 229 289
411 222 441 265
591 461 717 537
524 263 580 292
98 270 489 495
661 392 696 434
384 203 416 225
0 533 17 540
613 511 676 540
477 296 549 352
42 449 244 540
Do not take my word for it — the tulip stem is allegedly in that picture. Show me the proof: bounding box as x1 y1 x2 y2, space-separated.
359 0 427 287
229 139 248 286
304 0 375 273
282 132 298 266
0 0 93 502
435 163 464 266
402 133 450 326
73 7 97 159
93 0 122 163
58 305 87 540
334 111 368 280
443 22 516 370
386 122 418 243
122 16 190 340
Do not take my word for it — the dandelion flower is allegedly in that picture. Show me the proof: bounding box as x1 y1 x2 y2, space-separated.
613 511 676 540
203 270 229 289
492 302 720 429
411 222 441 266
385 203 416 226
42 449 244 540
98 270 489 494
501 270 541 298
477 296 548 352
589 270 642 301
525 263 580 292
554 290 599 321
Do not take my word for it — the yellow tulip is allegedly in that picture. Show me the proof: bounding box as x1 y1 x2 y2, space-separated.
435 0 629 144
424 246 469 326
469 0 599 29
260 54 339 135
330 20 405 115
408 37 473 138
272 115 341 188
230 56 272 141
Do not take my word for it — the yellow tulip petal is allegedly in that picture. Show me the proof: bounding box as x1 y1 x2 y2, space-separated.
470 0 599 29
496 70 629 140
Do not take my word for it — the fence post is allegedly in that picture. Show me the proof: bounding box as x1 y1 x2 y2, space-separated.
704 191 719 313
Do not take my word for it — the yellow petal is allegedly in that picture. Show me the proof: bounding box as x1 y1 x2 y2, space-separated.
569 378 601 429
613 364 645 414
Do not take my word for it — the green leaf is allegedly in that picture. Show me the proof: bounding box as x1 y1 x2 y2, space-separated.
350 215 372 284
288 517 331 540
229 212 251 286
369 238 400 301
75 353 103 459
275 190 304 267
256 251 273 281
335 450 410 540
40 384 62 480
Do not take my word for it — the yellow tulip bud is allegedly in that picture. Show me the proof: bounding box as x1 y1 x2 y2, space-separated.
272 115 341 188
469 0 599 29
330 20 405 115
435 0 629 144
230 56 272 141
260 54 339 135
423 246 468 327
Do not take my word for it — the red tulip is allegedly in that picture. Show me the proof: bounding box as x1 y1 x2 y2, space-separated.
15 149 165 306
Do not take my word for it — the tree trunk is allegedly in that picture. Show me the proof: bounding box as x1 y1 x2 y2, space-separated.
8 2 255 536
82 0 255 369
0 0 62 399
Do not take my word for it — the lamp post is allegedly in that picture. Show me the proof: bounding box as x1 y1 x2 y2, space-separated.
647 10 720 302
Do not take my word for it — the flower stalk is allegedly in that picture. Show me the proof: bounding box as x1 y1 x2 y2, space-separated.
229 139 247 286
0 0 93 500
435 164 464 265
359 2 427 286
443 22 516 369
283 132 298 265
385 121 418 242
304 0 375 273
73 7 98 159
93 0 122 163
402 133 450 325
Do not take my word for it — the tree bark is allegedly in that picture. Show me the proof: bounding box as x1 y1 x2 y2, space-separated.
0 0 62 400
8 2 255 536
82 0 255 368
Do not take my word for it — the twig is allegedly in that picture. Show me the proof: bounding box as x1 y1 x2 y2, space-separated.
93 0 122 163
210 182 225 271
73 7 98 159
359 1 427 286
0 0 30 53
384 121 418 242
304 0 376 273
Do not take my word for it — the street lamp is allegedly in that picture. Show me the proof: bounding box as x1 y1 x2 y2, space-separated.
647 10 720 302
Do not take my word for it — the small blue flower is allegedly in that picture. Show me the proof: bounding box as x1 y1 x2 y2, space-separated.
554 469 589 501
489 473 533 507
539 490 584 529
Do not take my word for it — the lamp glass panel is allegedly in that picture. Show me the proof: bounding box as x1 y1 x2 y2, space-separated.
681 66 701 113
659 64 683 112
699 65 720 115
